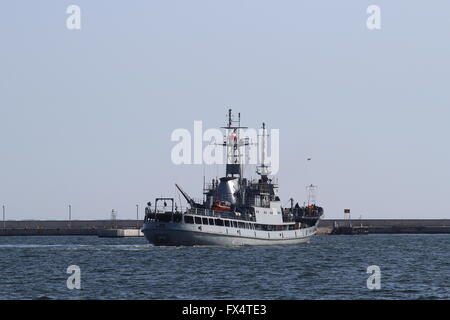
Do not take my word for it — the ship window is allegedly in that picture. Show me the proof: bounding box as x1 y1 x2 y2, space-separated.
194 217 202 224
209 218 214 225
184 216 194 224
244 223 249 229
202 218 208 225
224 220 230 227
238 222 245 229
233 221 238 228
215 219 224 226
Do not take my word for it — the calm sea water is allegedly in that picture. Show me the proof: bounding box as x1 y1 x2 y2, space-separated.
0 234 449 300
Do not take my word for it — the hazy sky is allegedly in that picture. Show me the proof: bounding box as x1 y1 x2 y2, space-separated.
1 1 449 220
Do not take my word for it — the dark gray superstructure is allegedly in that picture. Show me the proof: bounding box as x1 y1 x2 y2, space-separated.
142 110 323 246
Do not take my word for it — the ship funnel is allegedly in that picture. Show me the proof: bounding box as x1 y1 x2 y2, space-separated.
217 177 239 205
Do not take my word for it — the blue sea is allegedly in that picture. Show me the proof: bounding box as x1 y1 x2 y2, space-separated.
0 234 449 299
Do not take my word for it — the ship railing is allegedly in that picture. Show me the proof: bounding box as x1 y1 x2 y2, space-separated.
203 183 215 191
186 208 256 222
282 214 295 223
144 200 184 222
152 206 179 214
144 208 183 223
280 210 323 223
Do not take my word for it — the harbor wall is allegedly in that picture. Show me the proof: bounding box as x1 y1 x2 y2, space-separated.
318 219 450 234
0 220 141 229
0 220 142 236
0 228 97 236
97 229 144 237
1 219 450 236
318 219 450 228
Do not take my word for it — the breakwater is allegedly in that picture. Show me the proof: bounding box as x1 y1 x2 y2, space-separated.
318 219 450 234
0 220 141 236
1 219 450 236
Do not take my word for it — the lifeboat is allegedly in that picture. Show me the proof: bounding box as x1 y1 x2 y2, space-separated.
212 201 231 212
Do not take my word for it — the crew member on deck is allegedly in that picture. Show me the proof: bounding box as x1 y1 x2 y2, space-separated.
145 202 152 219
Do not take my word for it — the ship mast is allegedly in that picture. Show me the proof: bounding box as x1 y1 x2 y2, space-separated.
306 184 317 206
221 109 248 179
256 122 271 179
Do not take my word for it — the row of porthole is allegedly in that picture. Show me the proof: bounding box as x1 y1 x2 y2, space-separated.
198 225 311 240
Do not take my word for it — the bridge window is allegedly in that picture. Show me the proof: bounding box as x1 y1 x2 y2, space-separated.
238 222 245 228
209 218 214 225
184 216 194 224
194 217 202 224
224 220 230 227
215 219 224 226
233 221 238 228
202 218 208 225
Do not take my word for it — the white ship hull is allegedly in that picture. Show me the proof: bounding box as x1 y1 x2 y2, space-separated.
142 221 317 246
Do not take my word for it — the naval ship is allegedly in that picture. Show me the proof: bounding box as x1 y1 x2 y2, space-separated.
142 110 323 246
